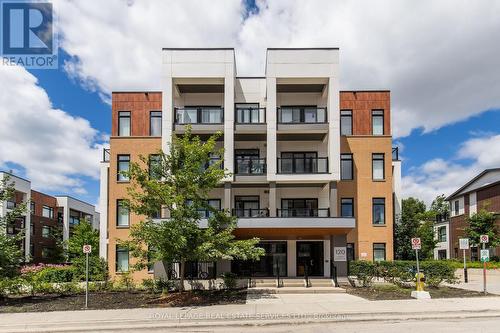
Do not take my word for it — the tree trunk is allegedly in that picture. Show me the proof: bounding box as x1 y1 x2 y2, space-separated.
179 260 185 291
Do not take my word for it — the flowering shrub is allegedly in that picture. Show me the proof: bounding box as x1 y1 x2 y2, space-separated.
20 264 68 275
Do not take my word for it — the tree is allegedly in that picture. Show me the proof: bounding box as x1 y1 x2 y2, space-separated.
465 209 500 248
122 127 265 290
431 194 449 218
0 175 27 278
65 218 107 281
394 197 426 260
416 212 439 260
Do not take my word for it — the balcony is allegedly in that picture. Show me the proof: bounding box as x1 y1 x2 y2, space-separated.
277 107 328 140
235 107 266 124
174 107 224 134
235 157 266 175
277 157 328 174
234 107 266 138
277 208 330 218
392 147 399 161
232 209 269 218
102 148 110 162
277 107 327 124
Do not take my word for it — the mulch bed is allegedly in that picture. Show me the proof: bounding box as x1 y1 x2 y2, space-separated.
0 289 247 313
343 283 491 300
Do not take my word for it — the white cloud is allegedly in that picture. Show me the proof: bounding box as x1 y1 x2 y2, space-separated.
0 65 106 194
402 134 500 205
54 0 500 137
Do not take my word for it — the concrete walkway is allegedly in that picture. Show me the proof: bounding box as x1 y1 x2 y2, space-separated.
1 293 500 332
446 268 500 295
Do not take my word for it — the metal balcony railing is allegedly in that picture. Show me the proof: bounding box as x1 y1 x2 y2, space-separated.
277 157 328 174
277 107 327 124
235 157 266 175
175 107 223 124
235 107 266 124
102 148 110 162
277 208 330 217
392 147 399 161
232 208 269 218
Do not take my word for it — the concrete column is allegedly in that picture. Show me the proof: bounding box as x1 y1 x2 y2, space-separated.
224 183 232 211
269 182 277 217
62 204 70 244
24 191 31 260
324 239 331 277
392 160 402 223
266 77 277 179
329 181 338 217
332 235 348 277
327 76 340 178
224 68 235 179
161 74 173 154
99 162 109 260
287 240 296 277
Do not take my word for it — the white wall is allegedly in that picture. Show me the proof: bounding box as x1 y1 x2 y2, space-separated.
433 221 450 259
469 192 477 216
450 196 465 217
392 160 402 223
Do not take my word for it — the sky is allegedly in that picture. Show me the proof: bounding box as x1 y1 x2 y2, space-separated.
1 0 500 211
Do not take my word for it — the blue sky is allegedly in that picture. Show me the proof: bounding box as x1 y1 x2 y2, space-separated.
1 0 500 209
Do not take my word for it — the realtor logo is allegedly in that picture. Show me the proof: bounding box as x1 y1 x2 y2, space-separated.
1 1 57 68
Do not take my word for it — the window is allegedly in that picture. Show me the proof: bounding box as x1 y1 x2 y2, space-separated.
279 152 320 174
340 154 353 180
117 200 130 227
372 198 386 225
454 200 459 215
42 226 50 238
347 243 355 261
372 110 384 135
236 103 261 123
341 198 354 217
373 243 386 261
279 106 325 123
340 110 352 135
438 250 447 260
30 201 35 214
118 111 131 136
234 196 261 217
281 199 319 217
6 200 15 209
149 154 162 179
42 206 54 219
117 155 130 181
116 246 129 272
150 111 162 136
372 153 385 180
30 223 34 235
438 226 447 242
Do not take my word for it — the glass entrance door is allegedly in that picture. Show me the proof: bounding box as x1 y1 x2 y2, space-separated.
296 241 324 277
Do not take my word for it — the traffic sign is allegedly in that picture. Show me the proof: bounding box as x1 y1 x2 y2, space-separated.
480 235 489 243
481 249 490 262
459 238 469 250
411 238 421 250
83 244 92 254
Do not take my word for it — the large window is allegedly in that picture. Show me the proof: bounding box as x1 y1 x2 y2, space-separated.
438 226 447 242
373 243 386 261
236 103 262 123
454 200 459 215
341 198 354 217
117 155 130 181
340 154 353 180
372 198 386 225
278 106 326 123
234 196 262 217
149 154 162 179
42 206 54 219
117 200 130 227
150 111 162 136
340 110 352 135
118 111 131 136
116 246 129 272
42 226 50 238
280 199 323 217
372 110 384 135
30 201 35 214
372 153 385 180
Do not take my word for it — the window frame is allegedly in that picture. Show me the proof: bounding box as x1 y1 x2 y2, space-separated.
149 111 162 136
371 109 384 135
116 246 129 272
118 111 131 136
372 198 386 225
340 109 353 135
372 153 385 180
42 226 51 238
454 200 459 215
373 243 386 261
438 226 447 242
42 205 54 219
340 153 354 180
340 198 354 217
116 199 130 227
117 154 130 182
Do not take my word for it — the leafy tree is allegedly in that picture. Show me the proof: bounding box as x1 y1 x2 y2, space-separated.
465 209 500 248
65 218 107 281
431 194 449 218
394 197 426 260
416 212 439 260
121 127 265 290
0 175 27 278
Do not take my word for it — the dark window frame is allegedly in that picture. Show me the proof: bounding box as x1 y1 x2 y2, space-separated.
116 246 129 272
277 105 327 124
340 109 353 135
372 198 386 225
176 105 224 124
117 154 130 181
235 103 264 123
454 200 459 215
116 199 130 227
149 111 162 136
372 153 385 180
438 226 447 242
340 198 354 217
118 111 131 136
42 205 54 219
148 154 162 179
340 153 354 180
373 243 386 261
371 109 384 135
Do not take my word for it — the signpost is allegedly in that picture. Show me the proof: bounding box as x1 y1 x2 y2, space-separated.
410 238 429 299
459 238 469 283
480 235 489 295
83 244 92 308
411 237 421 280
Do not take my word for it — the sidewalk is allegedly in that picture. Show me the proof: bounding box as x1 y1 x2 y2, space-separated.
446 268 500 295
1 293 500 332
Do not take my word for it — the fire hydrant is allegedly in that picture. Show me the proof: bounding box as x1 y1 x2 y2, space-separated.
415 272 425 291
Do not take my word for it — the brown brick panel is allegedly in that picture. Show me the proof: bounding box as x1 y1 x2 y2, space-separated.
340 91 391 136
477 183 500 213
111 92 162 137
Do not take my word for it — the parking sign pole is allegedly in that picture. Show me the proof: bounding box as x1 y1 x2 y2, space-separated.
415 248 420 281
463 249 468 283
483 242 486 295
85 251 89 308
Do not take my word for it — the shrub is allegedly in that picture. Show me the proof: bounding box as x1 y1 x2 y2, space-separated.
420 260 457 287
37 266 75 283
117 272 135 291
220 272 238 290
348 261 376 287
142 278 175 293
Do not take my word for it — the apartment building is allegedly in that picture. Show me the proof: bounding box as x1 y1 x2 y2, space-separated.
433 212 450 260
447 168 500 260
100 48 402 281
0 171 100 263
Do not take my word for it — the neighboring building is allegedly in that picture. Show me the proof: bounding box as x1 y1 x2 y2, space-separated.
446 168 500 261
0 171 100 263
433 212 450 260
100 48 402 281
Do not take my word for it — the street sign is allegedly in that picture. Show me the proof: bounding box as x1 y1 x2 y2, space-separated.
83 244 92 254
480 235 489 244
411 238 421 250
334 247 347 262
459 238 469 250
481 249 490 262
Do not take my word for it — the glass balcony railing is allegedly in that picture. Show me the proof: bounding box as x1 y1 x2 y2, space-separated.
175 107 223 124
277 157 328 174
232 209 269 218
235 157 266 175
277 107 327 124
235 107 266 124
277 208 330 217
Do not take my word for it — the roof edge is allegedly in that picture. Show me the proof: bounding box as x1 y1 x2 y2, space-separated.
446 168 500 200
